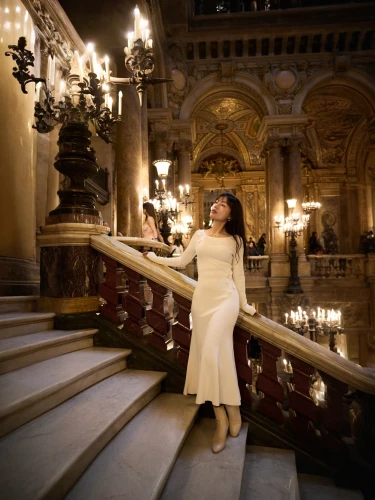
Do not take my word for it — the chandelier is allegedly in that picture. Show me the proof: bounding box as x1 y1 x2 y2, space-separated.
302 170 321 214
284 306 344 354
274 199 310 237
152 159 178 222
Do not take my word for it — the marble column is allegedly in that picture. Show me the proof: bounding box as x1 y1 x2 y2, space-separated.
266 138 287 274
286 138 310 274
176 140 192 189
0 9 39 295
116 86 143 237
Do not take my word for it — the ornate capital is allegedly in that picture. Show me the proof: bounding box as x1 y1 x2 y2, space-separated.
174 140 192 153
149 131 168 144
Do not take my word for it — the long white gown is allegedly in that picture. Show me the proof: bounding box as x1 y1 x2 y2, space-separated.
146 230 256 406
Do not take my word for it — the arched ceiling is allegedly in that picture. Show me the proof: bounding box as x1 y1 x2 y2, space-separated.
303 88 365 168
192 95 261 171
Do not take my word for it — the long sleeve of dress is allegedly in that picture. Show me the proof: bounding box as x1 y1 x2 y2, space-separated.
233 241 257 316
145 230 199 268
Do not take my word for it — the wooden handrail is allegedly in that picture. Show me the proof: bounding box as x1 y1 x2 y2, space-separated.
91 234 375 395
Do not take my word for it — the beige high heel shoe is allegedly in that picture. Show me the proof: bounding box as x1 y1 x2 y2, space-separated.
225 405 241 437
212 405 229 453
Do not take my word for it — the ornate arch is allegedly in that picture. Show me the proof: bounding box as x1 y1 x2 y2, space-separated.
180 72 276 120
293 68 375 116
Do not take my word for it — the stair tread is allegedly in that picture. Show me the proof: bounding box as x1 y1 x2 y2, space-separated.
0 329 98 359
0 347 130 417
240 445 299 500
0 312 55 327
0 369 167 500
161 418 248 500
0 296 38 303
66 392 198 500
298 474 363 499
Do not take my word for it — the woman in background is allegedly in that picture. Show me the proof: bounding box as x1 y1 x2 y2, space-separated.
143 193 261 453
142 202 164 243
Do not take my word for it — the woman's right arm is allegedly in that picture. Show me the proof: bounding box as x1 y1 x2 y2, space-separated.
145 231 200 268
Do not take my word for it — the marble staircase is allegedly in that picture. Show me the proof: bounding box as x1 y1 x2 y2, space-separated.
0 297 365 500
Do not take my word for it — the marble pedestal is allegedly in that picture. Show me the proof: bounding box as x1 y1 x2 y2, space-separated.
37 224 109 314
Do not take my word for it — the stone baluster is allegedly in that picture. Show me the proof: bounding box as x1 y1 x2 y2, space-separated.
234 326 253 404
319 371 348 449
146 278 173 350
99 255 127 324
172 292 192 365
257 339 284 423
122 266 150 337
288 355 318 437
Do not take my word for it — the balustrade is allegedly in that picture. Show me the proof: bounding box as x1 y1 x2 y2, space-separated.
247 256 269 275
92 235 375 466
308 254 367 279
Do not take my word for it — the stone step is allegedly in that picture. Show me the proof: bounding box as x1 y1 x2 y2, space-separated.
0 346 130 437
0 312 55 339
66 392 198 500
240 446 299 500
0 329 98 375
0 296 38 314
0 369 166 500
298 474 363 500
161 418 248 500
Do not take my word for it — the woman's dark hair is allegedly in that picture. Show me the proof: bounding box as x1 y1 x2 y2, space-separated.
216 192 246 261
174 238 182 247
143 202 157 221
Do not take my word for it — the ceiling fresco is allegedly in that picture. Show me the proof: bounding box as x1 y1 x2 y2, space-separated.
303 95 363 166
193 96 261 171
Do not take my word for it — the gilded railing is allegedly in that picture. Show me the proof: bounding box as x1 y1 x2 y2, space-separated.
91 234 375 466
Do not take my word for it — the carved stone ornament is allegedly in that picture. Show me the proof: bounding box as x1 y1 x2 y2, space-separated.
29 0 73 63
199 156 241 178
275 294 312 320
261 63 308 115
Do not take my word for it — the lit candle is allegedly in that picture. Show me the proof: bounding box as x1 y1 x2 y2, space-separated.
127 32 134 49
86 43 95 72
134 5 141 40
179 185 183 197
108 95 113 113
35 82 41 102
155 179 159 189
104 55 110 81
162 179 166 190
92 52 97 75
50 55 55 85
338 311 341 325
118 91 123 115
285 313 288 325
78 56 84 82
186 184 190 195
59 80 66 100
147 39 153 49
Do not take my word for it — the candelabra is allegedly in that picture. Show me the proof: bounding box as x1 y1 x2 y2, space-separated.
178 184 195 210
5 6 170 224
284 306 344 354
274 199 310 294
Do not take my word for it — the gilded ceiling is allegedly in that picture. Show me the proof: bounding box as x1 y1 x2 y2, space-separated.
193 96 261 172
303 95 363 167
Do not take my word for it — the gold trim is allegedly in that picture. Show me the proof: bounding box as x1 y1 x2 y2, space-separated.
37 296 99 314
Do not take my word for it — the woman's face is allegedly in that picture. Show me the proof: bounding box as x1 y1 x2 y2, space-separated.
249 242 254 247
210 197 231 222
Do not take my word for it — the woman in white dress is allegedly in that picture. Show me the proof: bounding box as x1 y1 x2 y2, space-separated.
144 193 260 453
